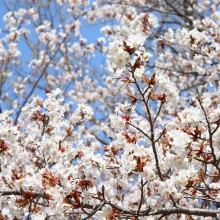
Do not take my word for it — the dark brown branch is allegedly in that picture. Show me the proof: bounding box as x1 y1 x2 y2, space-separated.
1 190 219 217
197 91 220 173
153 101 165 125
164 0 193 26
0 190 47 198
149 207 219 217
82 202 105 220
137 178 144 215
127 122 151 140
91 132 110 145
184 195 220 204
211 119 220 135
154 128 166 144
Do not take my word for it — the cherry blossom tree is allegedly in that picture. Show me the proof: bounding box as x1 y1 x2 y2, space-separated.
0 0 220 219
